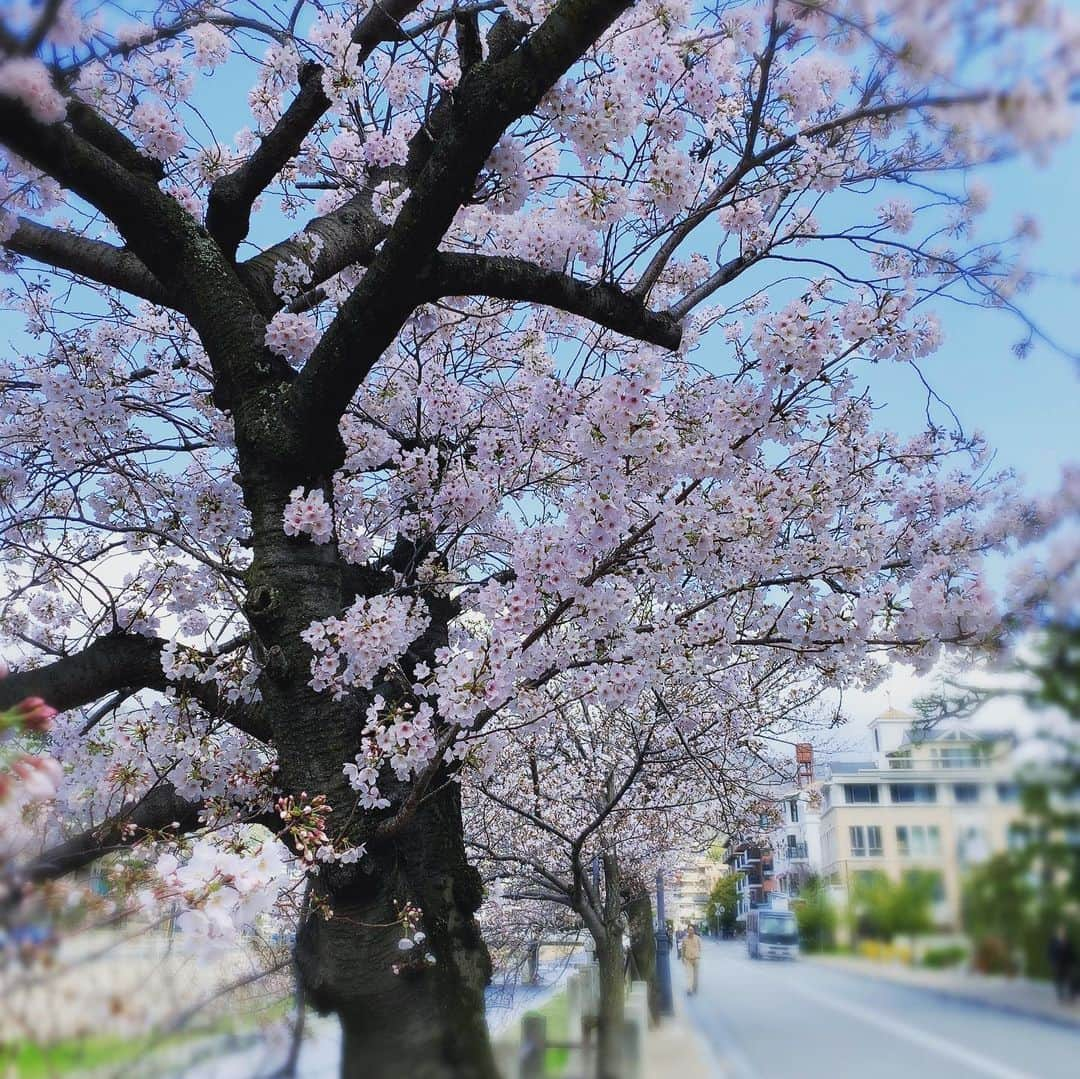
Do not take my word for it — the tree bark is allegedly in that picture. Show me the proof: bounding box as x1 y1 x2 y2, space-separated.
594 933 626 1079
296 778 497 1079
622 874 658 1023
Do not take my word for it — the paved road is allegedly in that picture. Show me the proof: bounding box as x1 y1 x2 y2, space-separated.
684 941 1079 1079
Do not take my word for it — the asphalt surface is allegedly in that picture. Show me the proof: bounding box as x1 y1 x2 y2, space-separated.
683 941 1079 1079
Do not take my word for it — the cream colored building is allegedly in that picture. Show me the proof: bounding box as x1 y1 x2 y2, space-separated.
818 707 1026 927
668 856 725 928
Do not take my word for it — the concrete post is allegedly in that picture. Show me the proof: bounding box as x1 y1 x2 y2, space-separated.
621 1015 643 1079
493 1036 518 1079
567 970 583 1040
520 1013 546 1079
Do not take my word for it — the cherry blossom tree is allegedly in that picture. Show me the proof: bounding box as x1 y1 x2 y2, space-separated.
467 670 820 1078
1 1 1077 1075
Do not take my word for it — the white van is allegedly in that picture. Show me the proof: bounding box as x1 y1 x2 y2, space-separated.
746 908 799 960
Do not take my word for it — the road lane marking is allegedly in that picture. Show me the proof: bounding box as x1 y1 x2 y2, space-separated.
783 979 1037 1079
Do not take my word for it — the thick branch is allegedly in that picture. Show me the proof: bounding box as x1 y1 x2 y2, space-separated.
0 635 173 712
0 96 164 252
4 218 173 306
206 0 423 259
206 62 330 258
240 193 388 314
0 635 270 742
421 252 681 349
65 101 165 181
0 92 298 410
15 783 202 887
289 0 636 464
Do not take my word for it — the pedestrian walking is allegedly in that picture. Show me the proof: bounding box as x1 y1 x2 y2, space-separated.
1048 924 1076 1003
682 923 702 995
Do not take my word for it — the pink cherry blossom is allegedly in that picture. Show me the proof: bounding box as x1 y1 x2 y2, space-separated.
0 58 66 124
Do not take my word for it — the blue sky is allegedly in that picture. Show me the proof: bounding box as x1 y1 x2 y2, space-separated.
829 131 1079 750
862 141 1079 496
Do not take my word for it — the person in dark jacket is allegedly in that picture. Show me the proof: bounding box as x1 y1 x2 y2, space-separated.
1049 924 1076 1003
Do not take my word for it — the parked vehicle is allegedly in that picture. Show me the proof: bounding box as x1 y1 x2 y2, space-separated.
746 907 799 960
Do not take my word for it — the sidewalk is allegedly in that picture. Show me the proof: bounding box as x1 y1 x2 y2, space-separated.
807 954 1080 1030
643 960 724 1079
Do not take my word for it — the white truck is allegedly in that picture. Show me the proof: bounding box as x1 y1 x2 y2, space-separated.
746 896 799 960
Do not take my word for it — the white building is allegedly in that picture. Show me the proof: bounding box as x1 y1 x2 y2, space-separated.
816 708 1023 927
762 709 1025 928
768 783 824 899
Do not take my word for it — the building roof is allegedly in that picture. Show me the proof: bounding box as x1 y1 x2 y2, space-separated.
874 706 916 722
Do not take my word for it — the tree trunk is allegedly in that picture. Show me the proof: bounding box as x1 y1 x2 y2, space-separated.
622 875 658 1022
237 454 499 1076
594 934 625 1079
295 779 498 1079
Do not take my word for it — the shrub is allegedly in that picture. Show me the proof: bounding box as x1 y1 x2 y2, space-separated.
857 940 911 964
795 875 837 953
921 945 968 969
972 935 1017 976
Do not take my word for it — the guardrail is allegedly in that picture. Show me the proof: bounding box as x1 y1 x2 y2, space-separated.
493 965 650 1079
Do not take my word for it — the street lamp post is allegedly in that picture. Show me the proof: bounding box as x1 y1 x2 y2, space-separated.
655 868 674 1016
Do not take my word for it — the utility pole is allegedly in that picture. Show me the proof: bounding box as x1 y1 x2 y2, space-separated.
655 868 674 1016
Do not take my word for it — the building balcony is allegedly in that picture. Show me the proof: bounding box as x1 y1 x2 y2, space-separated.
783 842 809 861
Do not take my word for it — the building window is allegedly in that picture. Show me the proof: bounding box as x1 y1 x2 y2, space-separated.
874 728 880 751
958 826 988 864
889 783 936 804
844 784 880 804
931 746 987 769
789 799 800 823
953 783 980 804
867 826 883 856
997 783 1020 803
850 826 867 856
889 750 913 770
896 825 941 856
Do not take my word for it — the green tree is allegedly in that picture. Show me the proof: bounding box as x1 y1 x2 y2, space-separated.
919 622 1080 977
851 871 935 942
963 853 1040 975
705 874 738 936
795 875 838 953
